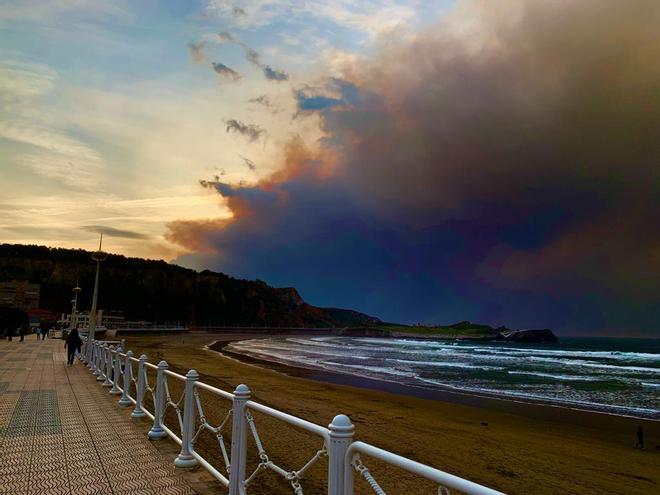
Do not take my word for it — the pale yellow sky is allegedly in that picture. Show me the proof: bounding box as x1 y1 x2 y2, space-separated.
0 0 448 260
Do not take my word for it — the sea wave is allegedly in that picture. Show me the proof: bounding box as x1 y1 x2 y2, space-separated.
471 346 660 362
507 371 603 381
225 336 660 419
415 378 660 418
392 358 503 371
322 361 418 378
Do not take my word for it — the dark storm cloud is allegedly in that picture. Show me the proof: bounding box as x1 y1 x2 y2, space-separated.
239 155 257 171
247 94 281 114
187 41 207 63
262 65 289 81
248 95 270 106
211 62 241 80
294 91 344 112
294 79 369 114
244 47 261 66
169 0 660 335
225 119 265 142
217 31 289 82
218 31 235 43
82 225 151 240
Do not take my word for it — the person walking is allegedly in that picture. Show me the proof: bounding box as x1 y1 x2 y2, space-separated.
64 328 82 366
7 326 14 341
19 324 26 342
635 426 644 450
40 326 48 340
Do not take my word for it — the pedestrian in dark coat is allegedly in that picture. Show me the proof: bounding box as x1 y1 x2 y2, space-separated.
64 328 83 366
635 426 644 449
19 325 27 342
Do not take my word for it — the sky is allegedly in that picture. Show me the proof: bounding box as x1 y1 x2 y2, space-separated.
1 1 659 336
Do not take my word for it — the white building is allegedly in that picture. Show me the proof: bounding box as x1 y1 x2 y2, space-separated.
59 309 125 329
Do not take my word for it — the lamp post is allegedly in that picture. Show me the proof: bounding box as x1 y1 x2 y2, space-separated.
87 234 107 361
71 285 81 329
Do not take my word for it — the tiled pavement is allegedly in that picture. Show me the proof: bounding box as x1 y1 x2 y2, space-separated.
0 337 198 495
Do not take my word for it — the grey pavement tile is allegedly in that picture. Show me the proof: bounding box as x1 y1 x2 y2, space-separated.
0 339 201 495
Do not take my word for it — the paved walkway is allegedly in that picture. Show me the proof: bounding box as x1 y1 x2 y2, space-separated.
0 336 197 495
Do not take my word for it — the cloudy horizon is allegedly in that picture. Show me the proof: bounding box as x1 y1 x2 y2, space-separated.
1 1 659 336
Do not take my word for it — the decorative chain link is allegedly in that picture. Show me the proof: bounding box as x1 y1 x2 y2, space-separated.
190 389 233 473
243 411 328 494
352 456 386 495
161 378 185 432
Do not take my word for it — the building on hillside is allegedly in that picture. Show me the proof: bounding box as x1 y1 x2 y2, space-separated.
0 280 40 310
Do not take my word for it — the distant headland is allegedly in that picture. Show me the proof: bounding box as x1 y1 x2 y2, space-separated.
0 243 556 342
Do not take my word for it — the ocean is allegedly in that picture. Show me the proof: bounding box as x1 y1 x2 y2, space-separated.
227 336 660 419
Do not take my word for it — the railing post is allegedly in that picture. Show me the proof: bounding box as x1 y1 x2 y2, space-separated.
80 337 87 363
88 337 101 364
174 369 199 468
131 354 148 418
86 337 93 366
110 346 123 395
102 345 113 386
91 342 98 372
96 342 103 375
148 360 168 439
96 344 106 381
229 384 251 495
92 341 98 375
118 351 133 406
328 414 354 495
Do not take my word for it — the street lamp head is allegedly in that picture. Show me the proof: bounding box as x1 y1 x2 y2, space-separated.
91 251 107 262
72 286 82 294
90 232 107 262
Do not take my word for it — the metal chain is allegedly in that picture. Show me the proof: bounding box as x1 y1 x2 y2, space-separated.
189 389 233 473
352 456 386 495
243 411 327 494
160 378 185 433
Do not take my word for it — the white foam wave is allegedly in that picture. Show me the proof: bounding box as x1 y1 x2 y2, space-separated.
507 371 602 382
322 361 418 378
392 358 502 371
468 346 660 362
415 378 660 417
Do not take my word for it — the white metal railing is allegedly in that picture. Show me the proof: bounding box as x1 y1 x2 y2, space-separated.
79 337 505 495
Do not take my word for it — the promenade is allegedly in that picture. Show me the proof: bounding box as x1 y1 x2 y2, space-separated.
0 337 198 495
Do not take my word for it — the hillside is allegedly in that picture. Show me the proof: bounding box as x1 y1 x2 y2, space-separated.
0 244 380 328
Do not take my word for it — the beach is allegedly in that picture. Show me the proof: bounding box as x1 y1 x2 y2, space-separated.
123 333 659 495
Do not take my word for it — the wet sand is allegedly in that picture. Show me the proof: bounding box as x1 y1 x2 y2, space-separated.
123 332 660 495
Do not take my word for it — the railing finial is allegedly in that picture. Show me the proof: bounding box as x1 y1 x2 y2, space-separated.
329 414 355 495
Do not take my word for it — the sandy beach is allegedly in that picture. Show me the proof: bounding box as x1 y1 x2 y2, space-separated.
122 332 659 495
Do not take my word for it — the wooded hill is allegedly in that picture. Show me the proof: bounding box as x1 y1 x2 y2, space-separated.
0 244 380 328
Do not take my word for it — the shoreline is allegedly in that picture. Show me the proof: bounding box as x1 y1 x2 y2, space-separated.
208 334 659 430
